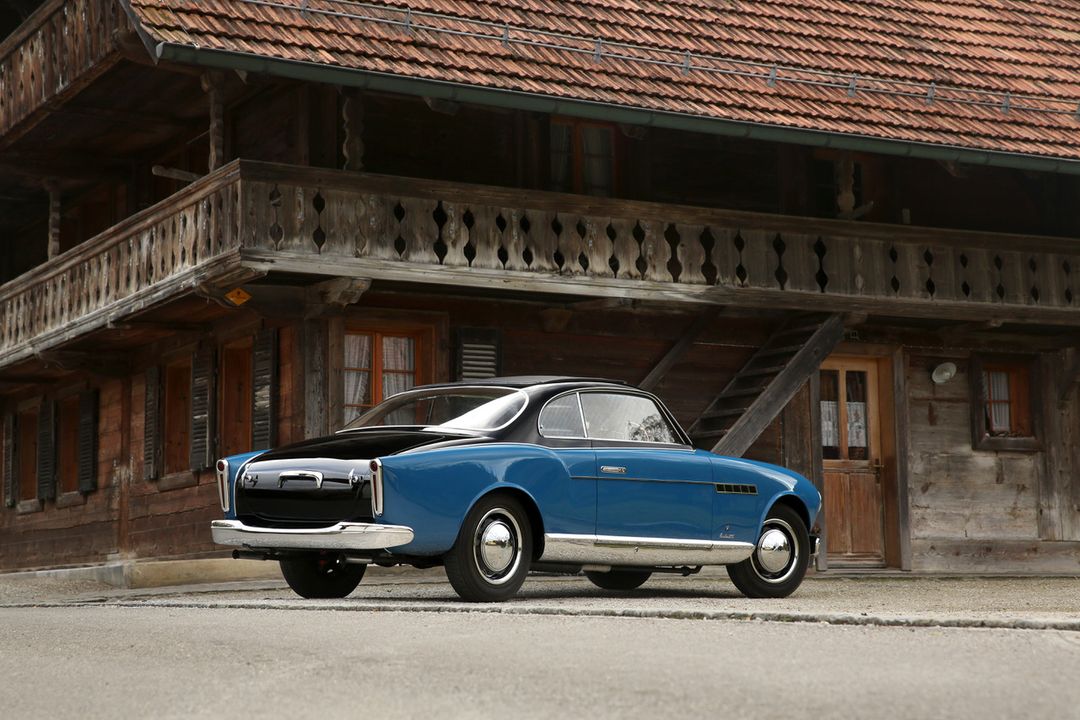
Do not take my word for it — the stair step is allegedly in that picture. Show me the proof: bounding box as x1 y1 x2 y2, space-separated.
772 323 823 339
718 386 766 399
735 365 787 379
753 344 805 359
692 429 728 441
701 407 749 420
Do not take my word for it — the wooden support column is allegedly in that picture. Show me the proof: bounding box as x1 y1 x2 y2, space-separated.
301 318 329 439
341 88 364 171
201 71 225 171
46 182 60 259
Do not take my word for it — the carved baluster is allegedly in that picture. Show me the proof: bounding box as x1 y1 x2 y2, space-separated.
466 205 502 269
675 223 707 285
526 211 558 273
502 209 530 272
437 201 465 267
398 197 437 263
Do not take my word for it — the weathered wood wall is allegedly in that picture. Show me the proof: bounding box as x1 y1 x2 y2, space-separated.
905 352 1080 573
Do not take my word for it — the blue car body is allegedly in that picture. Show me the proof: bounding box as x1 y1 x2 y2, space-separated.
211 376 821 600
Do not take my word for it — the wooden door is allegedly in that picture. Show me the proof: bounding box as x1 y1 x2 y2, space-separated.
821 358 885 566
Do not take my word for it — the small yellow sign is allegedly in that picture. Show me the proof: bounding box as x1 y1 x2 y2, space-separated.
224 287 252 306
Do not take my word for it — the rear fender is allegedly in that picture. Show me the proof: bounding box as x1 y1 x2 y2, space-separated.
377 443 591 555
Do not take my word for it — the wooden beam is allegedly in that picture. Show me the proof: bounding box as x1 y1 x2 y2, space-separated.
305 277 371 316
152 165 201 184
1058 350 1080 408
45 182 60 259
201 71 226 172
35 350 132 377
639 311 711 391
106 320 210 333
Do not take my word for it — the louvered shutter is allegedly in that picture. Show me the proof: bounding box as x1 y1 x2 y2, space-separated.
252 328 278 449
2 414 14 508
143 366 161 481
37 400 56 501
77 389 99 493
190 346 217 470
455 328 502 380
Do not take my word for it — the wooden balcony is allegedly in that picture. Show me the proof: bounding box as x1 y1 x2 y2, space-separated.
0 0 128 144
3 159 1080 369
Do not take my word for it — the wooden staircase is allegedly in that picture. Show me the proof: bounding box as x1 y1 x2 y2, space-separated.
690 313 846 457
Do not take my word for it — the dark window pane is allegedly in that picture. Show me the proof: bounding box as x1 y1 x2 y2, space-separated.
846 371 869 460
820 370 840 459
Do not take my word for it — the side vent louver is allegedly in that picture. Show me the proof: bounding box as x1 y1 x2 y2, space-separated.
455 328 501 380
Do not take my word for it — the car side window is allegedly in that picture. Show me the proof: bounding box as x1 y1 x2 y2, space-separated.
579 393 678 444
538 393 585 438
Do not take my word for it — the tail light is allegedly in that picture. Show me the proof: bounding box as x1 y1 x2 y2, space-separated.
370 459 383 517
215 458 231 513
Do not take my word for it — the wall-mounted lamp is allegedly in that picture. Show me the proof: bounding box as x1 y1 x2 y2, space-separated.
931 361 958 385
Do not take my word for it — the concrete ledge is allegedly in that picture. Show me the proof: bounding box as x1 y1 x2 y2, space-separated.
1 558 283 588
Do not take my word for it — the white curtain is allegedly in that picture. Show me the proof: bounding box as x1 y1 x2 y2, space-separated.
382 336 416 399
984 370 1012 432
343 334 372 421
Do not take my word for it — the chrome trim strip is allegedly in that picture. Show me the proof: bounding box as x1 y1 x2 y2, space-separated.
600 465 627 474
216 458 231 513
540 533 754 566
370 458 384 517
211 520 413 551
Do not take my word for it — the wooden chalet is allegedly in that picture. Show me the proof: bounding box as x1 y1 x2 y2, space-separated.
1 0 1079 576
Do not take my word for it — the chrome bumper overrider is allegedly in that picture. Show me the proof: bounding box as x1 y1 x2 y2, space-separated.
211 520 414 551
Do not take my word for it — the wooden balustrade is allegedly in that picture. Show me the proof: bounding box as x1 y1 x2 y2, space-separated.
0 165 242 364
238 162 1080 322
0 0 128 141
3 159 1079 368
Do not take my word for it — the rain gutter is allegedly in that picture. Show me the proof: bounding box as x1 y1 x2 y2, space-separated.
155 42 1080 177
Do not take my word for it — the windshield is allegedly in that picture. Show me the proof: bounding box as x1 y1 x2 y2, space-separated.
344 387 528 432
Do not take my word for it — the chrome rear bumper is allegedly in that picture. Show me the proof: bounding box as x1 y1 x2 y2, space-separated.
211 520 414 551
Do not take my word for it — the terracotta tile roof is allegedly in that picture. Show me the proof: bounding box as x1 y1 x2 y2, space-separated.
124 0 1080 164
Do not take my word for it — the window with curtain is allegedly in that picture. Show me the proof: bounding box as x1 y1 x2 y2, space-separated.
343 331 424 425
549 118 616 197
970 355 1038 452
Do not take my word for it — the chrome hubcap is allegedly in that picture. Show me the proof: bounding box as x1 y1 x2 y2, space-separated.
752 518 799 584
756 529 792 573
472 508 522 585
479 521 514 574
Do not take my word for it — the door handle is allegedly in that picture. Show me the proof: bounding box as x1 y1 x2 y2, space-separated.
600 466 627 474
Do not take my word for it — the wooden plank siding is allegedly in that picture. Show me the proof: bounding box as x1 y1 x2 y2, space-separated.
5 160 1080 374
0 0 130 149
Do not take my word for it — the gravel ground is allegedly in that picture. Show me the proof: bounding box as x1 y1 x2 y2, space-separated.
3 567 1078 628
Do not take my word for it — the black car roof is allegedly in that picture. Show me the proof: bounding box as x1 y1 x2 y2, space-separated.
419 375 628 389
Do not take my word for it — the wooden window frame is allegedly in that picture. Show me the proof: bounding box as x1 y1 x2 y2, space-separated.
162 355 194 482
15 399 42 513
342 328 432 425
969 354 1040 452
549 117 621 197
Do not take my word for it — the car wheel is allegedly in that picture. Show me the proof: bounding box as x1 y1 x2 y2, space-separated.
279 554 366 599
585 569 651 591
444 494 532 602
726 504 809 599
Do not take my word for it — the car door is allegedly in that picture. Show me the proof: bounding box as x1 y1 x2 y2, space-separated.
582 391 714 541
534 390 596 537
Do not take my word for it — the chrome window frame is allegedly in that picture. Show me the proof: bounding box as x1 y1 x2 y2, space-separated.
536 388 692 448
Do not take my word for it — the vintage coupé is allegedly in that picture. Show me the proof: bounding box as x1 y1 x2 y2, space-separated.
211 377 821 602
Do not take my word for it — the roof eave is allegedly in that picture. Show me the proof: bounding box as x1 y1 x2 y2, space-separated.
155 41 1080 177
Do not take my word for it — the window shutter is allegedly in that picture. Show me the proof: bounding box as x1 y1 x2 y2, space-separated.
455 328 502 380
143 366 161 481
252 328 278 449
77 389 99 494
190 346 217 470
37 400 56 501
3 414 14 508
